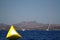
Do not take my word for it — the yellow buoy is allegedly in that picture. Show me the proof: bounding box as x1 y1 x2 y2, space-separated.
6 25 22 40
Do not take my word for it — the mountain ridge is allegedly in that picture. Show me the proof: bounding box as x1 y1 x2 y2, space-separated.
0 21 60 30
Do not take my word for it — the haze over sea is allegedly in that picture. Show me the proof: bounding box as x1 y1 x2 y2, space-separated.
0 0 60 25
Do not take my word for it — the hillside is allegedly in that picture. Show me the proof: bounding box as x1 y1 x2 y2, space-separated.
0 21 60 30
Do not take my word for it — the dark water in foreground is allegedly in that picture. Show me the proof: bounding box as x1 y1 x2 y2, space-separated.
0 30 60 40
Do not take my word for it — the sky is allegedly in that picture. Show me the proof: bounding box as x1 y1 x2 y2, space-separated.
0 0 60 24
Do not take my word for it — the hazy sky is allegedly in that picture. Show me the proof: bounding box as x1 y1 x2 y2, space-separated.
0 0 60 24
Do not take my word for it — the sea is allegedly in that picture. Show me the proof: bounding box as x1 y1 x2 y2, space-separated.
0 30 60 40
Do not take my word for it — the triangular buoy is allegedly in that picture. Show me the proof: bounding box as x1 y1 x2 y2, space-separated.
6 25 22 39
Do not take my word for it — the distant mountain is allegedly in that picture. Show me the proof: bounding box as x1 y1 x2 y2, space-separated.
14 21 49 30
0 21 60 30
14 21 60 30
0 23 10 30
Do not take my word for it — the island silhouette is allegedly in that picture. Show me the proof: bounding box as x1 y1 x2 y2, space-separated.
0 21 60 30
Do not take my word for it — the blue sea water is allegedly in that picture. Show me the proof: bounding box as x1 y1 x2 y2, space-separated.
0 30 60 40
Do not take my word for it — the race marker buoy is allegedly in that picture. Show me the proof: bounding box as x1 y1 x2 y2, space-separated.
6 25 22 40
